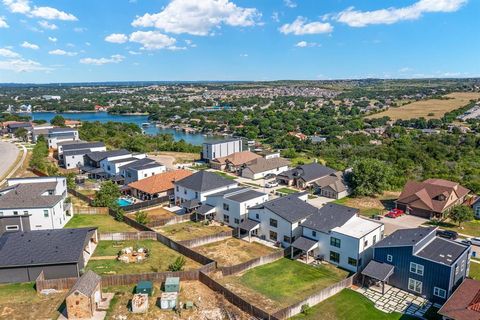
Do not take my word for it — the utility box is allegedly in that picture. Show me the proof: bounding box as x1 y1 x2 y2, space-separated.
164 277 180 293
136 281 153 296
159 292 178 310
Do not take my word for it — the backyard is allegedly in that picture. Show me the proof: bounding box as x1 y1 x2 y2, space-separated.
86 240 200 275
157 221 231 241
0 282 64 319
425 219 480 237
65 214 136 232
195 238 278 266
334 191 400 217
220 258 350 311
276 187 299 195
470 260 480 280
128 206 175 221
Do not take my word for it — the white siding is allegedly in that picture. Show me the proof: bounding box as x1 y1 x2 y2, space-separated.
203 140 242 161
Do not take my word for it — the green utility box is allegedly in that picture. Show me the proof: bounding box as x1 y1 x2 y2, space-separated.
136 281 153 296
164 277 180 293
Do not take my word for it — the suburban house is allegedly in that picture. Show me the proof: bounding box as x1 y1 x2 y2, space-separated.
196 188 268 228
174 171 238 209
127 169 193 201
210 151 261 172
58 141 107 169
0 227 98 283
395 179 471 219
0 176 73 232
242 193 318 247
66 271 103 319
202 138 243 162
362 227 471 303
241 156 290 180
6 122 32 135
31 125 54 142
81 149 131 179
438 279 480 320
277 163 349 198
47 127 80 149
472 198 480 219
99 153 147 179
292 203 384 272
119 158 166 184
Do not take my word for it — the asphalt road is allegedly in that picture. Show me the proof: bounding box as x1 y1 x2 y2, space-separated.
0 141 19 180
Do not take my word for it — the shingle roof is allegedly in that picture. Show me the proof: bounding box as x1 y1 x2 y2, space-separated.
48 127 77 133
291 236 318 252
278 163 336 182
119 158 161 171
0 182 63 209
212 151 261 166
68 270 101 297
62 141 105 151
375 227 437 248
361 260 395 282
85 149 130 162
438 279 480 320
63 149 93 157
196 204 215 215
313 172 348 193
174 171 237 192
206 188 266 203
128 169 192 195
416 237 469 266
243 157 290 174
301 203 358 233
0 228 97 267
250 193 318 223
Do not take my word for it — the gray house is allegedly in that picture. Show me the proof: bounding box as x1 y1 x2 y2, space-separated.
0 227 98 283
473 197 480 219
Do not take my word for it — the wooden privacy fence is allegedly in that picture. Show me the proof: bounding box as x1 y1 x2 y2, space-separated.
68 188 94 205
121 196 169 213
35 271 78 293
155 232 216 266
101 270 201 287
98 231 157 241
74 206 108 215
147 213 193 228
219 249 285 277
178 230 233 248
272 273 358 319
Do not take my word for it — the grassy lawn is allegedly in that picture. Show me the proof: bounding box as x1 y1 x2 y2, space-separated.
78 189 96 197
334 192 400 217
65 214 136 232
195 238 278 266
222 258 350 311
157 221 231 241
289 156 316 167
469 261 480 280
0 282 64 319
87 240 200 275
277 187 299 195
211 170 237 180
424 219 480 237
291 289 416 320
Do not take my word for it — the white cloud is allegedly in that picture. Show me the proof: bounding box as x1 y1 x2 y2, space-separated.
38 20 57 30
295 40 319 48
85 42 91 46
48 36 57 42
74 27 86 32
0 16 8 28
129 31 177 50
284 0 297 8
131 0 261 36
3 0 30 14
128 50 142 55
48 49 77 56
0 48 20 58
271 11 280 23
80 54 125 66
105 33 128 44
0 58 50 72
240 53 248 57
279 16 333 35
21 41 39 49
185 39 197 48
336 0 467 27
30 6 77 21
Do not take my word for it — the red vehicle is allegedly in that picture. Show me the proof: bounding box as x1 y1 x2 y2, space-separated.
386 208 404 218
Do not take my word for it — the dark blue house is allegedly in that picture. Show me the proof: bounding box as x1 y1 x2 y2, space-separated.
362 227 471 303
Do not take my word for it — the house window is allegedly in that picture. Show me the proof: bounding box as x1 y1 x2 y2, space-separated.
433 287 446 299
373 235 377 245
330 251 340 263
6 225 19 231
195 192 198 198
255 213 259 219
270 218 278 228
348 257 357 266
0 211 3 216
176 186 179 192
13 211 18 215
363 239 368 248
312 230 317 237
408 278 423 294
461 260 465 271
234 218 240 224
387 254 393 262
410 262 424 276
284 236 291 243
184 189 187 195
223 203 230 211
23 211 28 215
330 237 341 248
269 231 278 241
44 210 49 217
223 215 230 223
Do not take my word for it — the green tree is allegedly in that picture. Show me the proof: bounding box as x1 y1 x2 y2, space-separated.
168 256 186 271
14 127 29 142
92 181 121 207
134 210 150 225
50 115 66 127
449 205 474 227
349 159 393 197
110 204 125 222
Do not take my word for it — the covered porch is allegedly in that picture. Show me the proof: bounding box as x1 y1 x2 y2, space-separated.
290 236 319 264
194 204 216 221
180 199 201 213
360 260 395 295
237 219 260 241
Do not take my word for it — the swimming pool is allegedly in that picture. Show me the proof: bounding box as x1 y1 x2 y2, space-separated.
117 198 134 207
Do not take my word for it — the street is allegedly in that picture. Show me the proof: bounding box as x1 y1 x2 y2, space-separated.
0 140 19 182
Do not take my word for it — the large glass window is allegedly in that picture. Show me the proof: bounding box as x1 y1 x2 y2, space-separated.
410 262 424 276
330 251 340 263
330 237 341 248
270 218 278 228
269 231 278 241
408 278 423 293
348 257 357 266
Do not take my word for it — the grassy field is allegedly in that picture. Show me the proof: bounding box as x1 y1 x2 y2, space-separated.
0 282 64 319
367 92 480 120
65 214 136 232
276 187 299 195
469 261 480 280
222 258 350 311
157 221 231 241
87 240 200 274
211 170 237 180
291 289 416 320
334 191 400 217
424 219 480 237
195 238 278 266
130 206 175 220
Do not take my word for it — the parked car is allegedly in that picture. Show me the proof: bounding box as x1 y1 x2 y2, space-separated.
265 181 279 188
464 237 480 246
436 230 458 240
264 173 277 180
385 208 404 218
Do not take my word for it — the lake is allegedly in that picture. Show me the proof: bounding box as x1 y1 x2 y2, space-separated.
25 112 222 145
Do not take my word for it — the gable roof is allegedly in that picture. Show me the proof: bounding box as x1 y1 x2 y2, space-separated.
212 151 261 166
174 171 237 192
301 203 358 233
278 163 336 182
243 157 290 174
128 169 192 195
0 182 63 209
250 193 318 223
438 279 480 320
62 141 105 151
85 149 130 162
313 172 348 193
375 227 437 248
0 228 97 268
119 158 161 171
68 270 101 297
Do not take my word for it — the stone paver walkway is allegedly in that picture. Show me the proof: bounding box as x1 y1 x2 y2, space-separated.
356 286 432 317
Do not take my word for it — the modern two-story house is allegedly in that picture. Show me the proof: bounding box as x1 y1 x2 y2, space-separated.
47 127 80 149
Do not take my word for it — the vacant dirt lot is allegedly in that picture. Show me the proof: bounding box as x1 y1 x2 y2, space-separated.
157 221 231 241
149 151 200 169
368 92 480 120
335 191 400 217
195 238 278 266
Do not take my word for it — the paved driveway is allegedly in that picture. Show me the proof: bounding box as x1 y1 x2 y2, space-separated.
307 196 336 208
0 141 19 180
380 214 428 235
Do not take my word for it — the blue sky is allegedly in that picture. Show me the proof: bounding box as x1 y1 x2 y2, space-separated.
0 0 478 83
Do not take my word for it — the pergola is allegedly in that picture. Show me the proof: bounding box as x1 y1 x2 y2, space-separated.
361 260 395 295
290 237 319 264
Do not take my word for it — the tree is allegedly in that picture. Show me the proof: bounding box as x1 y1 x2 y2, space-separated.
135 211 150 225
14 127 28 142
349 159 393 197
110 204 125 222
449 205 474 227
92 181 121 207
168 256 186 271
50 115 66 127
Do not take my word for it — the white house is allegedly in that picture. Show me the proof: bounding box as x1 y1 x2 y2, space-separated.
120 158 166 184
293 203 384 272
202 139 243 162
47 128 80 149
241 157 290 180
99 153 146 178
0 176 73 232
197 188 268 228
242 193 318 247
174 171 238 209
59 141 107 169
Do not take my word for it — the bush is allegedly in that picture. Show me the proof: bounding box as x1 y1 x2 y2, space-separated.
135 211 150 225
168 256 186 271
